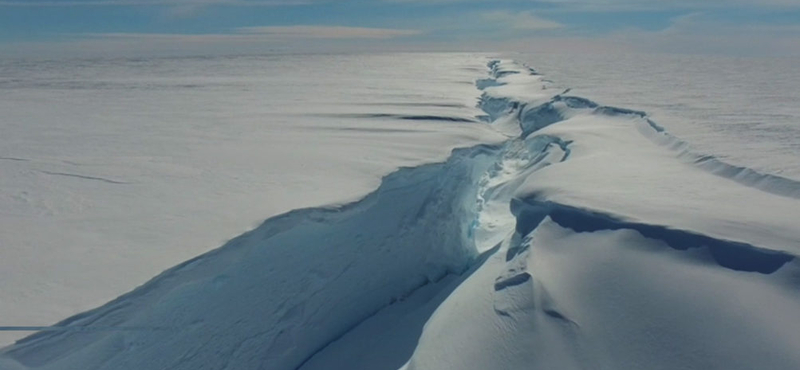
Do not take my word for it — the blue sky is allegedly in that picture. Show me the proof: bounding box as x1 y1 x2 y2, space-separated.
1 0 799 57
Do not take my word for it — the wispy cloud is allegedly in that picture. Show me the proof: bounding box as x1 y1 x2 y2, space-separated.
481 10 564 30
3 0 798 58
528 0 800 12
605 12 800 56
659 12 800 35
0 0 310 6
4 0 799 8
4 26 425 57
79 25 421 41
238 26 423 39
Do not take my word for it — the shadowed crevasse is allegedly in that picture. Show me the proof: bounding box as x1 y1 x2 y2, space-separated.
510 198 794 274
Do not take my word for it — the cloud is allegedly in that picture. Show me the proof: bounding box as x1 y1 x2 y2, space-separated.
529 0 800 12
16 25 423 57
3 0 799 8
0 0 311 6
74 26 422 43
660 12 800 36
606 12 800 56
237 26 423 39
481 10 564 30
3 26 427 58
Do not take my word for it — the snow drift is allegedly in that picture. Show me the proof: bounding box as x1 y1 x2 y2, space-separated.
2 58 800 370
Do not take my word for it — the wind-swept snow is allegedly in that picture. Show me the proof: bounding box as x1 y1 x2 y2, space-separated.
0 53 504 345
519 111 800 255
404 218 800 370
402 59 800 370
2 56 799 370
516 53 800 181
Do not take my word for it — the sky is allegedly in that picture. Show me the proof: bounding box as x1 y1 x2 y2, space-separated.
1 0 799 58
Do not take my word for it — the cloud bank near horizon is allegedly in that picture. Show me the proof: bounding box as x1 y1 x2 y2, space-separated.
1 0 798 57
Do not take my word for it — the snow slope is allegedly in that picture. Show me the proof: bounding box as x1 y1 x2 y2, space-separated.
2 57 799 369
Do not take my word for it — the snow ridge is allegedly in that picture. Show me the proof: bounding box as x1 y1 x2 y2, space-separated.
481 59 800 199
477 59 800 270
401 60 800 370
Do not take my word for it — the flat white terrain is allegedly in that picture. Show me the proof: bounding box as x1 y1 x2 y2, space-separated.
0 53 504 345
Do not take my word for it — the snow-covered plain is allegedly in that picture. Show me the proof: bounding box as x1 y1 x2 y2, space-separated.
0 53 504 346
1 54 800 369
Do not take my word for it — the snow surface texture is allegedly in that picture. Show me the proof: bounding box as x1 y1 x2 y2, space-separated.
515 53 800 181
2 58 800 370
0 53 504 345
